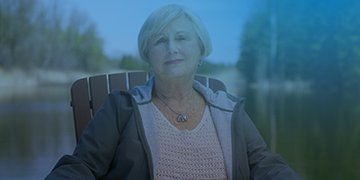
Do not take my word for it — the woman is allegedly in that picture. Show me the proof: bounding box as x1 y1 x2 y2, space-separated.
46 4 302 180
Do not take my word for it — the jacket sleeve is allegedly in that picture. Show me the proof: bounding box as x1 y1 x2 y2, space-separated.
45 90 128 179
235 101 303 180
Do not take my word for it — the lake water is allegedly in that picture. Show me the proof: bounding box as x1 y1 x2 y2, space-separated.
0 81 359 179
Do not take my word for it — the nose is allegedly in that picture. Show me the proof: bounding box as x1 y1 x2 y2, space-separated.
166 40 178 55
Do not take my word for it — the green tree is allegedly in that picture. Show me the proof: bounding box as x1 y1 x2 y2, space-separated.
119 54 148 71
0 0 108 72
237 0 360 92
0 0 37 69
196 60 226 75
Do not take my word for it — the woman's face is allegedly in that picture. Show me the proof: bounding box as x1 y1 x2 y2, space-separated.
148 15 201 79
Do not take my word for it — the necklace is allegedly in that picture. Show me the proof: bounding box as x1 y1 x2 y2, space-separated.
154 89 196 122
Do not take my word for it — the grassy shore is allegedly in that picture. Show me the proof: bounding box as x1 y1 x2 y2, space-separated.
0 68 89 88
0 68 128 102
0 68 130 88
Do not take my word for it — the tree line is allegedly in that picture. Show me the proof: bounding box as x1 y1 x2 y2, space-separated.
0 0 110 72
236 0 360 92
0 0 228 75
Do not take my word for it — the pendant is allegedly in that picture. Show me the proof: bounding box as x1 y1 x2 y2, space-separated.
177 114 188 122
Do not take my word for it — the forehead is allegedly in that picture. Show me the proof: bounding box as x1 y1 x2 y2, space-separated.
161 15 196 34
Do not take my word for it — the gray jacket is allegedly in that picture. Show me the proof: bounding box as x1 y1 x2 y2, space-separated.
46 76 302 179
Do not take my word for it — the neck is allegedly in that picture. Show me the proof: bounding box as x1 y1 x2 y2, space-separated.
153 74 195 101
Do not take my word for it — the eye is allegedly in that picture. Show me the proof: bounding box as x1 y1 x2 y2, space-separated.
177 35 186 40
155 38 166 44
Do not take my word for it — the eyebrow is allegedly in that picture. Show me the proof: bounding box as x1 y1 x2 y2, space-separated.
176 31 191 35
154 31 191 37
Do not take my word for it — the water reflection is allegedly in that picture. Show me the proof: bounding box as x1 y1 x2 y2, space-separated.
241 88 360 180
0 83 359 179
0 85 76 179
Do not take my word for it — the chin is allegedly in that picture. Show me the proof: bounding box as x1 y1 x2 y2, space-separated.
163 69 192 78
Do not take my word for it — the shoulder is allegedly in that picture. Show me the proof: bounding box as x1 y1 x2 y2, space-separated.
102 89 137 110
195 83 245 112
108 89 136 97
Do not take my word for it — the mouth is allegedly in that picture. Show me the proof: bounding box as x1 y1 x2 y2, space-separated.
165 59 184 65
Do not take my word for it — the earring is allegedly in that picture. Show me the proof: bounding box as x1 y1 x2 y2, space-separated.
198 60 202 67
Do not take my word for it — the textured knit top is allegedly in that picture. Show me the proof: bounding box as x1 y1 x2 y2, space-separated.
152 103 228 180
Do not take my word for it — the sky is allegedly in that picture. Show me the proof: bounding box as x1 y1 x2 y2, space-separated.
51 0 256 65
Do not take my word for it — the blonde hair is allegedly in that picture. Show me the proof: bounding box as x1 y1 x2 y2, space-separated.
138 4 212 63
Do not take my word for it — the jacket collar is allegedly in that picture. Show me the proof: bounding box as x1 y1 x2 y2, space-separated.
132 75 244 111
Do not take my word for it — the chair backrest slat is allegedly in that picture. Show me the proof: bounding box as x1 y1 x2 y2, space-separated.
71 71 227 142
209 78 227 93
194 75 206 87
71 78 91 141
109 73 127 91
89 75 108 115
128 72 147 89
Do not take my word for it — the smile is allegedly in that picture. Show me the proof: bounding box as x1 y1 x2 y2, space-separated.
165 59 184 65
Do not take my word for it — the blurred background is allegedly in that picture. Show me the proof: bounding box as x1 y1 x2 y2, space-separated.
1 0 360 179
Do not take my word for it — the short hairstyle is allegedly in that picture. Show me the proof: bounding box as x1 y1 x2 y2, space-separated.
138 4 212 63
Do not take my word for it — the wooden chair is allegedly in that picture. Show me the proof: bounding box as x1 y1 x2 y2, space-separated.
70 71 227 142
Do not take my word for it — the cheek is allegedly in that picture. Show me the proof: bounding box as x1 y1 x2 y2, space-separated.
184 43 201 59
148 47 162 63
